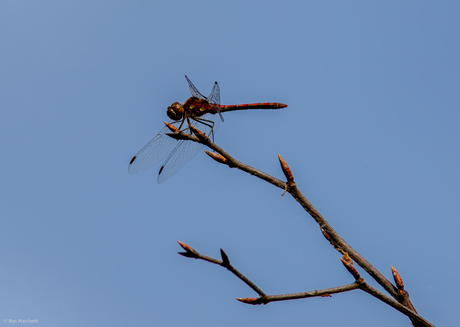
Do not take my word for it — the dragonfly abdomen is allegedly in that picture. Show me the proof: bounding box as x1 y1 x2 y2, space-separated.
219 102 287 112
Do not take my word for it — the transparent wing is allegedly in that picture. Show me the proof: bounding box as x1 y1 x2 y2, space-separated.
156 138 202 184
128 123 182 174
185 75 207 99
208 81 224 122
157 113 220 183
207 81 220 105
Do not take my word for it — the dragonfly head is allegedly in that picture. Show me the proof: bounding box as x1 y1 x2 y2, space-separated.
167 102 184 120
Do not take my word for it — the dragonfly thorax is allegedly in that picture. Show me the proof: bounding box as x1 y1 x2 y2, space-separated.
167 97 215 121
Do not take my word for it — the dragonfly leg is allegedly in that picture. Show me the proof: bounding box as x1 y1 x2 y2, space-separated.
186 117 194 134
177 116 187 131
193 117 215 141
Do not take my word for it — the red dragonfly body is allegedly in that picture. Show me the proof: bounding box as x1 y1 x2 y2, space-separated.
129 76 287 183
181 96 287 117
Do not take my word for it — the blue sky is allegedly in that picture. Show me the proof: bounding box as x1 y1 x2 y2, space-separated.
1 1 459 326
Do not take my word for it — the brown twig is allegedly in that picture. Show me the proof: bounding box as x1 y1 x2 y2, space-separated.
171 129 434 327
245 283 361 304
177 241 267 299
177 241 360 304
340 255 433 327
391 265 418 314
358 282 431 326
176 128 396 295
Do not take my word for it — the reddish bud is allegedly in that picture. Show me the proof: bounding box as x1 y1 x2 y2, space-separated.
164 121 179 133
177 240 198 257
278 154 294 183
189 125 208 141
342 252 352 265
321 227 331 241
321 293 332 297
236 297 264 305
391 265 404 290
341 254 361 281
205 151 227 164
177 240 191 251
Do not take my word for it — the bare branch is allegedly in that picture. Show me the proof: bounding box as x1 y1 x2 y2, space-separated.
177 241 361 304
358 282 433 327
177 241 266 298
170 130 396 296
339 255 432 327
171 131 435 327
258 283 360 304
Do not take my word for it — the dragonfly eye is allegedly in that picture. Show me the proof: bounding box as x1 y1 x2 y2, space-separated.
167 102 184 120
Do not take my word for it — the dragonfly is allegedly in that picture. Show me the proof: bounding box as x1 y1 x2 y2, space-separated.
128 75 287 183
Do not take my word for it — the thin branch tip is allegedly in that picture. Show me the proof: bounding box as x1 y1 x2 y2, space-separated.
164 121 180 133
177 240 199 257
220 249 230 266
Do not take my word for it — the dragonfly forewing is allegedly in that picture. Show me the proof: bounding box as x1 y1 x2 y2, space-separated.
185 75 207 99
128 125 182 175
157 138 203 184
157 113 220 183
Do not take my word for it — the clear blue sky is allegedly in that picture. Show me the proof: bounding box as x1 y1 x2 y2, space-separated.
1 1 458 326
